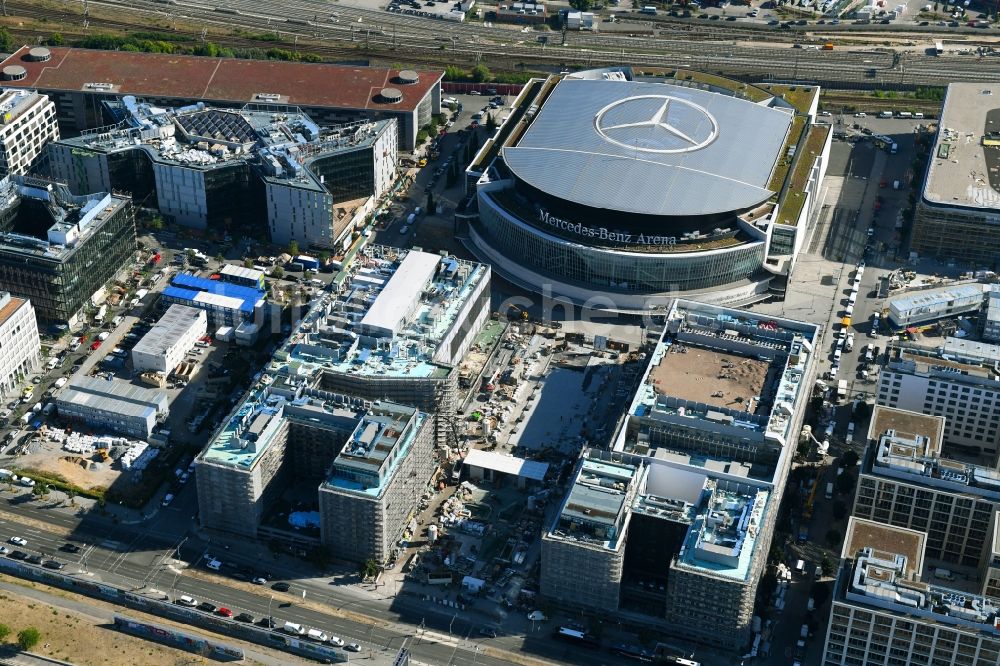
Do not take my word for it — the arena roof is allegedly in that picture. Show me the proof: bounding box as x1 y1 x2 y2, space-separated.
503 78 792 217
0 46 442 113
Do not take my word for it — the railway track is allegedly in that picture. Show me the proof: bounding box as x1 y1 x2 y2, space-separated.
7 0 1000 87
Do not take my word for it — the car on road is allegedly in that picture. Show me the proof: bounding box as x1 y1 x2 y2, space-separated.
271 582 291 592
59 543 81 554
176 595 198 607
252 577 267 585
345 643 362 652
257 617 277 628
235 612 255 623
8 536 27 547
216 607 233 618
162 493 174 507
479 627 498 638
0 546 8 555
8 550 28 560
43 560 64 570
197 602 217 613
327 636 345 647
26 554 43 565
527 610 548 622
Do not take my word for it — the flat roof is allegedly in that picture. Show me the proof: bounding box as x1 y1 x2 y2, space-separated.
503 77 791 217
359 250 440 338
220 264 265 282
843 517 925 578
867 405 945 450
888 283 983 313
463 449 549 482
132 304 205 359
57 377 167 421
923 82 1000 210
168 273 264 314
0 46 442 113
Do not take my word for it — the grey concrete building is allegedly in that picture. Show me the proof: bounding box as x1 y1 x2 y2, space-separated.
541 300 820 652
822 518 1000 666
852 405 1000 568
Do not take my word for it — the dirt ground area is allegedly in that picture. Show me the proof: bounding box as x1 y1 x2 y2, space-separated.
16 449 120 491
0 576 301 665
650 345 770 411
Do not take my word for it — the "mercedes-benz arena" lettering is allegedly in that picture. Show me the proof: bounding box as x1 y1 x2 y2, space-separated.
538 210 677 247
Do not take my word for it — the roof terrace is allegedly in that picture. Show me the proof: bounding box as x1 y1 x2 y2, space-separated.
844 544 1000 636
324 402 424 497
550 454 643 552
65 97 390 195
863 428 1000 501
0 176 129 261
627 299 817 447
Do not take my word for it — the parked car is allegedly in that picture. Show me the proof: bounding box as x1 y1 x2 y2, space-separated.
235 612 255 623
271 582 291 592
197 602 217 613
176 595 198 607
59 543 81 554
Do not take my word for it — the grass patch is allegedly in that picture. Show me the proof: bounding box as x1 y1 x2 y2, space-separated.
11 469 106 502
673 71 772 102
760 83 819 114
769 116 807 193
777 124 830 226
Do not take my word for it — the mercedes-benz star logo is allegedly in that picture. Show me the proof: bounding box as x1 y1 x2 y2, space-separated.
594 95 719 154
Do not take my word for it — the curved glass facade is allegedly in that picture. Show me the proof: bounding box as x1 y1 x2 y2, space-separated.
476 191 765 294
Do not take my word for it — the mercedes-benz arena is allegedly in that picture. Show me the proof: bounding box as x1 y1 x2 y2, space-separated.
465 70 821 311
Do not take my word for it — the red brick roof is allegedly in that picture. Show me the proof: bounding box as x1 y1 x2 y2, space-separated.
0 47 441 112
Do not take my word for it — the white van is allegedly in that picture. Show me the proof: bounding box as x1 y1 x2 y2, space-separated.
283 622 306 635
878 111 892 119
306 628 329 642
111 315 124 328
914 112 924 119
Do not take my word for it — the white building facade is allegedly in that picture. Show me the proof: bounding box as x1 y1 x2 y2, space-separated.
0 292 40 396
0 88 59 175
131 304 208 374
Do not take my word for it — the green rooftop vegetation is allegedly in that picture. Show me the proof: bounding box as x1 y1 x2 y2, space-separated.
777 124 830 227
759 84 819 115
670 71 772 103
768 116 806 194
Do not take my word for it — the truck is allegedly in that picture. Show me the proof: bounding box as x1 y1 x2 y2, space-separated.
837 380 848 400
296 255 320 271
825 482 834 500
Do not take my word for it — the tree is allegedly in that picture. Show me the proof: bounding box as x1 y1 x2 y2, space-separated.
47 33 65 47
0 28 13 54
32 482 48 500
486 113 497 130
0 623 10 643
443 65 467 81
271 266 284 279
471 63 491 83
360 559 380 579
821 553 836 576
842 449 860 468
288 240 299 257
17 627 40 651
66 488 77 507
243 257 254 269
825 528 842 549
569 0 594 8
149 215 164 231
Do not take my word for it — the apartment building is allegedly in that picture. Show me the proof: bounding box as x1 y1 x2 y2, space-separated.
0 292 40 396
196 247 491 560
877 341 1000 457
852 405 999 568
822 518 1000 666
55 377 168 439
160 273 265 330
131 304 207 375
0 86 58 175
541 300 820 651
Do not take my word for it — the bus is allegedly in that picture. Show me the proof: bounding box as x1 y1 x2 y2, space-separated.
553 627 600 648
